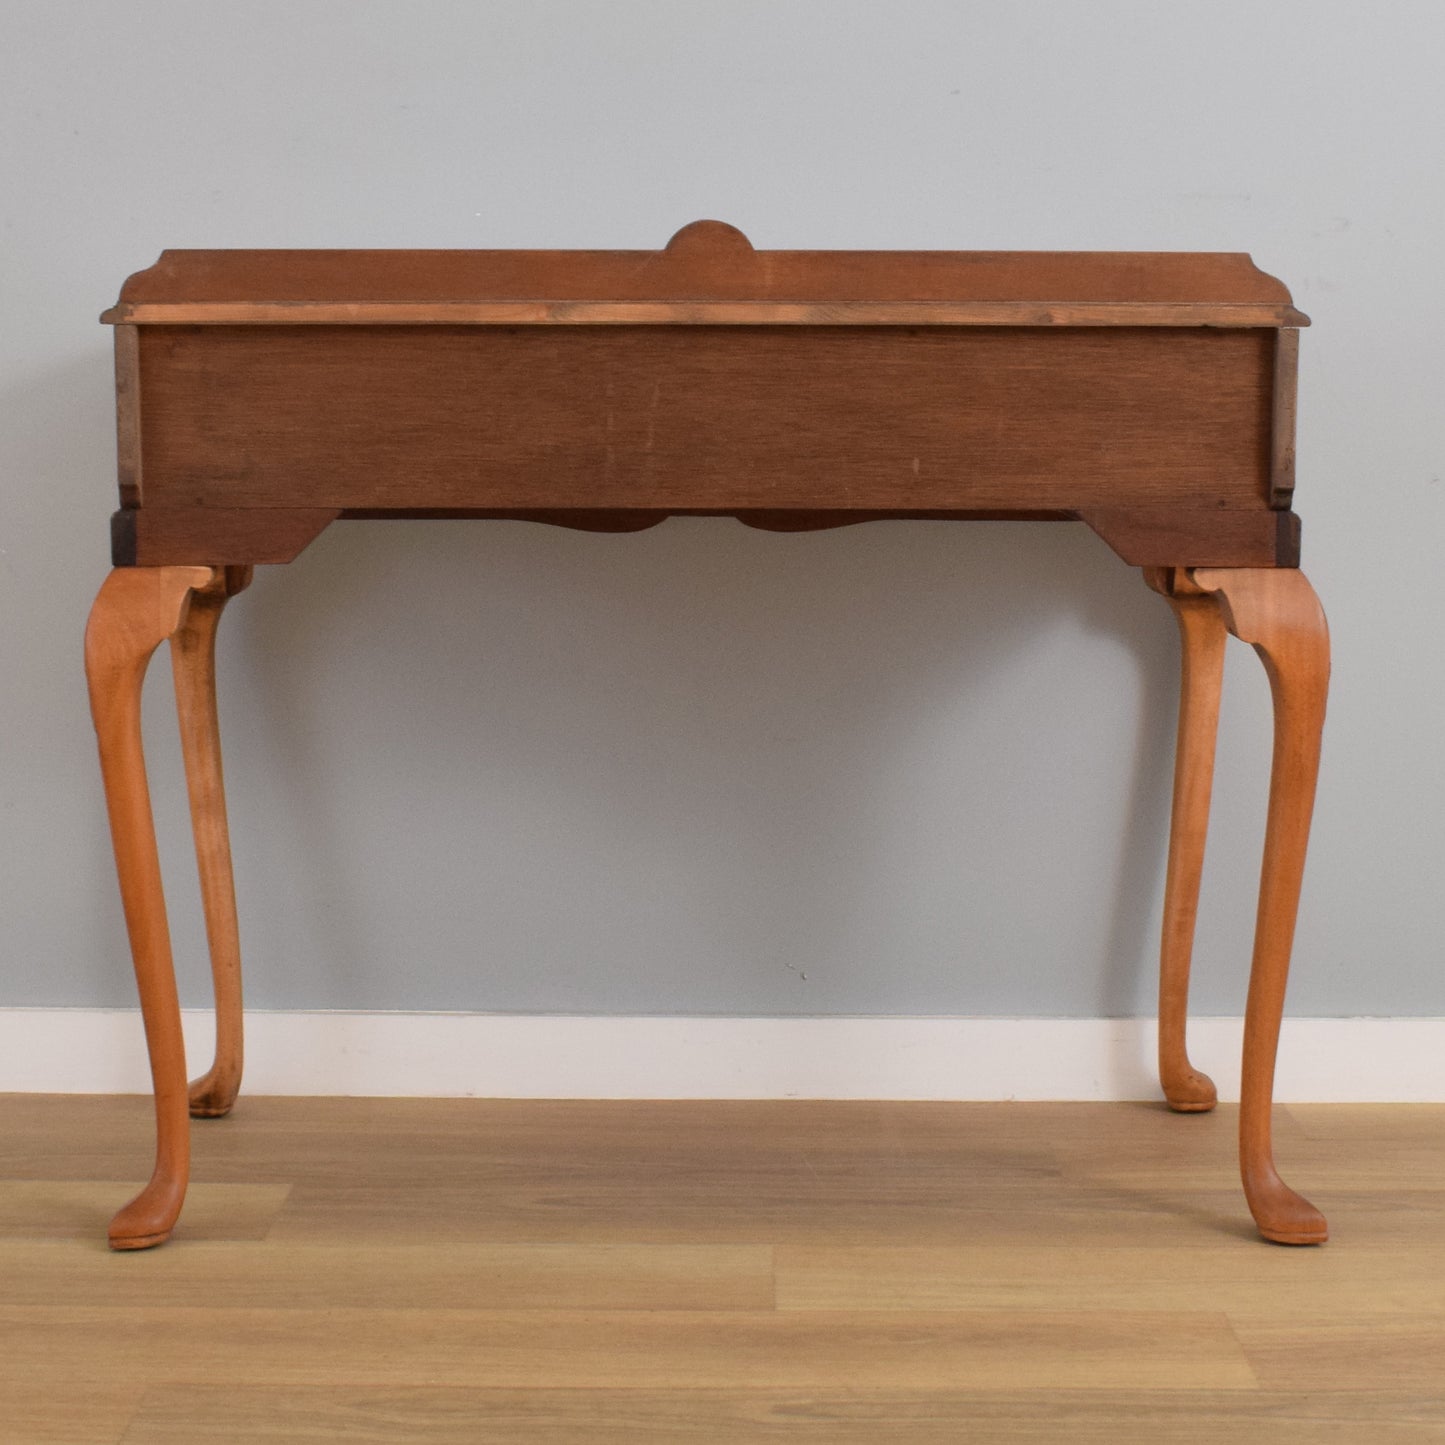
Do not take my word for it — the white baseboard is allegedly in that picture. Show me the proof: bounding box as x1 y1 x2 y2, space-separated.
2 1010 1444 1101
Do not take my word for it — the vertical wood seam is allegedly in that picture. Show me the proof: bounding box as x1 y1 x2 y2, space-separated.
115 324 142 509
1269 329 1299 508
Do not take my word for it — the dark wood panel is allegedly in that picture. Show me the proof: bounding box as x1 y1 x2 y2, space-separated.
114 325 141 508
1270 329 1300 507
136 325 1274 515
111 506 1291 568
111 508 339 566
1079 507 1297 567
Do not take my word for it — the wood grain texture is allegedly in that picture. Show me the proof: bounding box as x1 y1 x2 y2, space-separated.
113 325 141 509
134 324 1275 515
102 226 1307 568
1189 568 1331 1245
113 506 1298 569
774 1242 1445 1313
110 1388 1445 1445
113 506 1079 565
84 568 217 1249
1144 569 1227 1112
1082 508 1293 567
1056 1147 1445 1194
105 299 1310 328
0 1305 1257 1390
103 220 1308 329
0 1241 774 1312
1285 1103 1445 1142
0 1384 141 1445
170 567 251 1119
3 1096 1302 1245
111 506 338 567
0 1180 290 1242
1233 1314 1445 1391
3 1099 1442 1443
1270 328 1300 506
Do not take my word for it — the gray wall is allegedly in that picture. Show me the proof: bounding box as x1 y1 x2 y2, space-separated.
2 1 1440 1018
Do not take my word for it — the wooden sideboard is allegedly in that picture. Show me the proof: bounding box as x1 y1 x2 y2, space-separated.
85 221 1329 1249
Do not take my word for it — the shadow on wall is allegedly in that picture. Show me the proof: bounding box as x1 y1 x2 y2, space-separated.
221 515 1179 1016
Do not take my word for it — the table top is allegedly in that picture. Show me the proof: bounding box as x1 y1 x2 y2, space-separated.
103 220 1308 330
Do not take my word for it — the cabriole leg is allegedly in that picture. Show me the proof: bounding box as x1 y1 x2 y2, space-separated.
172 565 253 1118
1192 566 1330 1245
1144 567 1225 1112
85 565 216 1249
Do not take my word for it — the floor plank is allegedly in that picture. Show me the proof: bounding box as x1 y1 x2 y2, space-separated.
0 1385 140 1445
1233 1313 1445 1391
1284 1103 1445 1142
0 1306 1256 1391
774 1242 1445 1313
117 1387 1445 1445
0 1240 774 1311
0 1180 290 1242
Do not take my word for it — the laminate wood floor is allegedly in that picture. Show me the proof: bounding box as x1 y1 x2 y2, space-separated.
2 1096 1443 1442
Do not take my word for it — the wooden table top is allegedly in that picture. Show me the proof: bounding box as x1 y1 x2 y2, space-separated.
103 219 1308 330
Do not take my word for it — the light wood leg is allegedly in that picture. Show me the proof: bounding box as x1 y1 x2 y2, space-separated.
86 565 217 1249
172 566 252 1118
1191 566 1330 1245
1144 568 1225 1112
